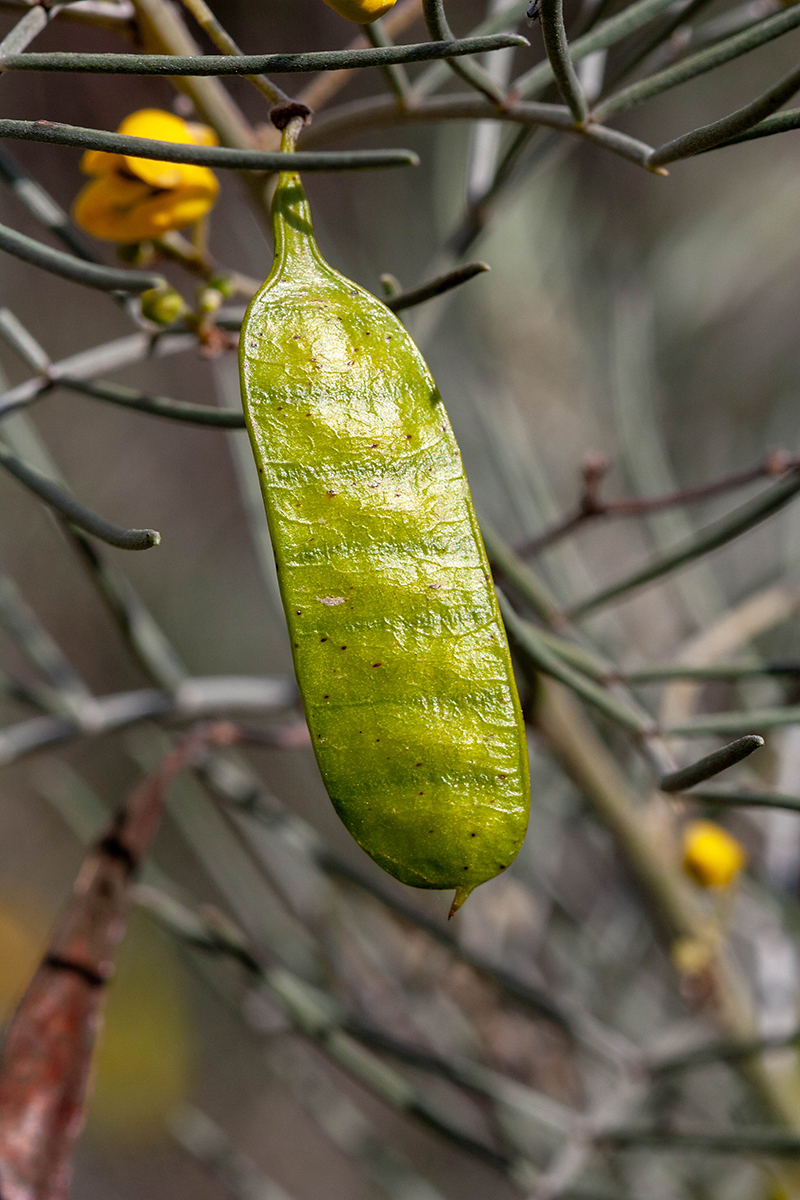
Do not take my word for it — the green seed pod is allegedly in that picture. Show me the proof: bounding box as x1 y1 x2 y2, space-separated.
239 158 529 914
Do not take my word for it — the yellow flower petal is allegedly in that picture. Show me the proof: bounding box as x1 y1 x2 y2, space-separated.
73 170 219 243
115 109 216 189
322 0 397 20
682 820 747 889
80 148 126 177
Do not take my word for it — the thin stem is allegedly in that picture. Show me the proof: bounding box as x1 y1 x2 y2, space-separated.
303 93 658 172
177 0 290 106
710 104 800 148
514 0 681 97
599 1128 800 1154
386 261 489 311
0 438 160 551
666 707 800 736
0 34 528 74
567 468 800 620
423 0 514 104
616 659 800 683
0 219 165 292
0 6 50 55
58 377 246 427
0 144 98 261
500 592 653 735
363 17 411 102
651 1029 800 1074
685 788 800 812
517 451 792 558
659 735 764 792
539 0 588 123
648 59 800 165
592 0 800 120
0 118 418 170
600 0 715 93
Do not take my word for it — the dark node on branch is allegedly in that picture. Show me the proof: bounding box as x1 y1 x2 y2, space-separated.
270 102 313 130
43 955 108 988
96 832 138 876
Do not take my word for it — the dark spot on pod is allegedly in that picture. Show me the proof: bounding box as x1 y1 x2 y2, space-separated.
375 738 380 743
428 830 434 834
341 646 347 650
324 695 329 699
327 490 337 497
293 643 299 648
321 637 327 642
406 434 412 440
463 865 469 871
296 609 303 615
418 792 424 796
470 832 476 837
415 762 422 767
372 662 382 668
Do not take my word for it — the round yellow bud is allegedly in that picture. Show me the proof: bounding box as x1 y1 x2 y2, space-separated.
682 820 747 889
321 0 398 23
140 286 188 326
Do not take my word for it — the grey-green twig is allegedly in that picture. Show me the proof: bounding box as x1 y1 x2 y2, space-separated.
0 119 418 170
567 468 800 619
0 437 160 550
0 35 528 75
422 0 509 103
659 735 764 792
59 377 246 427
0 219 165 292
385 261 489 311
592 0 800 121
649 59 800 165
539 0 588 123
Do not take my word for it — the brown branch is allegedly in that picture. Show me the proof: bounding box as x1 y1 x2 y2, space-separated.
0 721 240 1200
516 448 796 558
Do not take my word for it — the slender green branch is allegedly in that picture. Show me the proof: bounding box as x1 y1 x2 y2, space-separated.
666 707 800 736
386 261 489 311
614 659 800 684
500 593 652 735
0 438 160 550
659 735 764 793
481 518 564 625
0 35 527 74
600 1128 800 1155
592 0 800 121
712 104 800 148
363 17 411 102
567 469 800 619
176 0 290 106
58 377 246 428
412 0 529 98
0 119 418 170
514 0 681 97
421 0 508 103
0 145 97 261
651 1029 800 1075
303 94 658 171
649 59 800 166
0 6 50 56
539 0 588 123
684 787 800 812
0 220 165 292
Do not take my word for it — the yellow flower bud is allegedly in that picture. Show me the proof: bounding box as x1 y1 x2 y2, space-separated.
322 0 398 23
73 109 219 243
682 820 747 889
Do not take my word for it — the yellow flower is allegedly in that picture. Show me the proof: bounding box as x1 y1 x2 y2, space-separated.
322 0 398 23
682 820 747 889
73 109 219 243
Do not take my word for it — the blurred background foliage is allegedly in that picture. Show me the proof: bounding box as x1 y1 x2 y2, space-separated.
4 0 800 1197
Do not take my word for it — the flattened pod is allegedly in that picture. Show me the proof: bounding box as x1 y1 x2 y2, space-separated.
239 164 530 913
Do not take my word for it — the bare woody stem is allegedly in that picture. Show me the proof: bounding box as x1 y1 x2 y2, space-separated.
0 723 241 1200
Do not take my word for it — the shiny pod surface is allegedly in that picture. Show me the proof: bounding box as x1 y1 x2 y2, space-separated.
239 169 530 911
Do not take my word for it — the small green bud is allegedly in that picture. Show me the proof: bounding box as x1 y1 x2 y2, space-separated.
140 286 188 326
207 273 236 300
